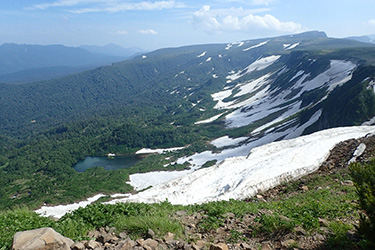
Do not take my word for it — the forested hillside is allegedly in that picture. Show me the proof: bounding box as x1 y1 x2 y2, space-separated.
1 31 375 209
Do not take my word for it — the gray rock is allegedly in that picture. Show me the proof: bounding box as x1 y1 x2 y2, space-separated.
210 243 229 250
147 229 156 239
163 232 175 243
85 240 102 249
71 242 85 250
281 239 296 248
115 239 136 250
118 232 128 239
175 210 188 217
143 238 158 249
12 227 74 250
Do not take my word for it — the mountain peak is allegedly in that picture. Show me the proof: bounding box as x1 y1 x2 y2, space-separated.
286 30 327 40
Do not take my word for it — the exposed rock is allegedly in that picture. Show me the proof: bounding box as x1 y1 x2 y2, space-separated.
12 227 73 250
118 232 128 239
209 243 229 250
261 243 272 250
116 239 136 250
163 232 175 243
341 180 354 186
281 239 296 248
142 238 158 249
194 240 208 249
240 243 253 250
147 229 156 239
175 210 188 217
85 240 101 250
71 242 85 250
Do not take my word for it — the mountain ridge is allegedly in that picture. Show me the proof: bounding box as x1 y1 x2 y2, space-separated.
0 43 127 83
2 31 375 210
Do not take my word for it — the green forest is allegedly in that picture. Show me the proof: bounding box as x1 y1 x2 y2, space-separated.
1 34 375 211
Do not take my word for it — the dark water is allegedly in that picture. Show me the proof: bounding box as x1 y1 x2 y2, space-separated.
73 155 143 172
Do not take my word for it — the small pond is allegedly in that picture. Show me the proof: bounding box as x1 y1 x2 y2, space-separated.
73 155 143 172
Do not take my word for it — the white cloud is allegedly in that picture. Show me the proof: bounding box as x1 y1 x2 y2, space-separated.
193 5 304 35
31 0 108 10
30 0 185 13
214 0 276 6
138 29 158 35
117 30 129 35
250 0 275 5
369 19 375 26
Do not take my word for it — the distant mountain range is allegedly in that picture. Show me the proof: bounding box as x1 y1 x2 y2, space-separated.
2 30 375 139
2 30 375 208
0 43 144 83
79 44 145 58
346 35 375 44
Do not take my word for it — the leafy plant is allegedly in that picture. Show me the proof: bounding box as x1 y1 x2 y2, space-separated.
253 214 295 237
113 215 183 239
350 161 375 248
325 221 353 249
0 208 55 249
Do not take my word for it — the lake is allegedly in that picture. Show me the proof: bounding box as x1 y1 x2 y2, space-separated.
73 155 143 172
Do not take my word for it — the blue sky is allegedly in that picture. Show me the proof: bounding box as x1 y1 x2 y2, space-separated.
1 0 375 50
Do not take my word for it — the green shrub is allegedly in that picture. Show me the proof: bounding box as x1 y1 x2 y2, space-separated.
113 215 183 239
59 202 151 228
0 208 55 249
253 214 295 237
350 161 375 248
325 221 353 249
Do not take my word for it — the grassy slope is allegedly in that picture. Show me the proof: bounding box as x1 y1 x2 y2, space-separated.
2 136 375 250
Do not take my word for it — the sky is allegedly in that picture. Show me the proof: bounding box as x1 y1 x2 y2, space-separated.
1 0 375 51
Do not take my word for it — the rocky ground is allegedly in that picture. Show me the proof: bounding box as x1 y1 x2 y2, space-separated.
13 134 375 250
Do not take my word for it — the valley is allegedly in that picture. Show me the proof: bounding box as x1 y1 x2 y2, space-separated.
1 31 375 212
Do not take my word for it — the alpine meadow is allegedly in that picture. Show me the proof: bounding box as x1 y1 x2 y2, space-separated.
2 29 375 249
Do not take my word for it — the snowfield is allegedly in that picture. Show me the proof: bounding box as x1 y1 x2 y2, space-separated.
135 147 184 154
109 126 375 205
35 194 106 219
243 40 269 51
35 125 375 218
31 45 369 219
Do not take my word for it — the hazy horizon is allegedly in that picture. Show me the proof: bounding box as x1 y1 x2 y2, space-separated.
1 0 375 50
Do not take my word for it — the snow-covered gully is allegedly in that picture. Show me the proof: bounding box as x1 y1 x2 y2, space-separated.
36 125 375 218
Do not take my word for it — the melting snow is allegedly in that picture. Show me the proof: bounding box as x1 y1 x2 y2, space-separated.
128 168 198 191
348 143 366 164
226 55 280 82
36 194 106 219
211 136 248 148
211 89 234 109
285 43 300 50
289 70 305 82
195 112 225 124
135 147 184 155
36 126 375 218
243 40 269 51
290 60 356 96
197 51 207 57
233 74 271 98
108 126 375 205
142 55 147 59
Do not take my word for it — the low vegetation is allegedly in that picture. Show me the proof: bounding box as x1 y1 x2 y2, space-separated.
2 160 375 249
350 161 375 249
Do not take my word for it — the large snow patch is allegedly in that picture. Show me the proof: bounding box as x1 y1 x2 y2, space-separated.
109 126 375 205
